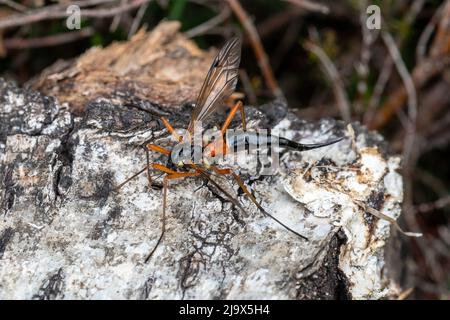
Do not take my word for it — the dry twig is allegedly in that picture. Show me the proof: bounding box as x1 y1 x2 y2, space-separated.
416 195 450 214
382 31 419 239
271 19 302 71
128 0 151 38
3 27 94 50
109 0 128 32
0 0 150 30
429 0 450 58
416 0 449 63
0 0 28 12
256 7 302 39
369 56 450 130
226 0 283 98
283 0 329 15
365 0 426 126
303 40 351 123
381 32 417 161
184 5 231 38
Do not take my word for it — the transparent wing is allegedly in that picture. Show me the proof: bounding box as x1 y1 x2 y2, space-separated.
188 37 241 132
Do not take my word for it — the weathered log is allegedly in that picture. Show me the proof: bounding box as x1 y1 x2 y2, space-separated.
0 22 404 299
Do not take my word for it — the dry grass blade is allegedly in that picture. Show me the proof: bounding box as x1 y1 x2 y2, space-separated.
184 6 231 38
416 0 449 62
381 32 417 160
4 27 94 50
416 195 450 214
283 0 329 15
0 0 150 30
226 0 283 98
128 0 151 38
353 200 422 237
303 40 351 123
0 0 28 12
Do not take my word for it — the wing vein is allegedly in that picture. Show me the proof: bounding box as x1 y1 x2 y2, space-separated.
188 37 242 132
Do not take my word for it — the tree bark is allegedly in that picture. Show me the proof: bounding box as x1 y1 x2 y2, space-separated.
0 21 404 299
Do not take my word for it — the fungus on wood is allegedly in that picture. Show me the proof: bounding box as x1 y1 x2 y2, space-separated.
0 21 405 299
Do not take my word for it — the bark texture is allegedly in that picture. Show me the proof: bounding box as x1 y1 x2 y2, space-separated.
0 22 404 299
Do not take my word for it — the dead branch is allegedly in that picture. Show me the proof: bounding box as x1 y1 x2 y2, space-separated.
3 27 94 50
0 0 28 12
0 0 150 30
226 0 283 98
109 0 128 32
128 0 151 38
364 57 392 125
416 0 449 63
365 1 426 126
81 0 150 18
381 32 417 160
303 40 351 123
369 56 450 130
416 195 450 214
430 0 450 58
184 5 231 38
256 8 303 39
283 0 329 15
271 19 302 71
382 31 419 239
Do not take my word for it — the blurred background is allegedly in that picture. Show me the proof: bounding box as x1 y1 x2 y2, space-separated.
0 0 448 299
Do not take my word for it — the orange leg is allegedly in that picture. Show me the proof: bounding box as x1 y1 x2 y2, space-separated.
211 167 260 204
226 92 245 107
151 163 177 174
115 161 176 190
212 101 246 157
239 105 247 131
161 117 183 142
226 97 246 129
211 167 232 175
144 170 201 263
117 160 200 191
151 163 198 178
164 170 200 179
230 172 259 205
221 101 246 135
117 142 173 190
145 144 171 185
146 143 171 155
210 168 250 196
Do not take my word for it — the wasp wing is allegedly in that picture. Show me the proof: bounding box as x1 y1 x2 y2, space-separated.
188 37 241 132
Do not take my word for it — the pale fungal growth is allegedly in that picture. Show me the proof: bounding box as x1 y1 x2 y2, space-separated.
0 77 411 299
283 146 404 299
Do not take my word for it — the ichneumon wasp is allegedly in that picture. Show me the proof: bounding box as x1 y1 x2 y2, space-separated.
116 37 343 262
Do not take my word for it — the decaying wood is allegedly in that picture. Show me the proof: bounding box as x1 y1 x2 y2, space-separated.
1 21 406 299
28 21 216 115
